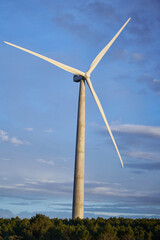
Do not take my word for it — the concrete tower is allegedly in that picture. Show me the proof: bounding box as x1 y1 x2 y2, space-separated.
72 79 85 219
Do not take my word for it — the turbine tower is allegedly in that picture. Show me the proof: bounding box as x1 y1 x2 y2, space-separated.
4 18 131 219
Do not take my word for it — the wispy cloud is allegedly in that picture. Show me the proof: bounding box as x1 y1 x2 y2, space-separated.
125 151 160 161
138 74 160 95
44 129 53 133
0 157 10 161
10 137 24 145
109 124 160 171
128 10 153 44
86 185 146 198
2 177 8 181
0 179 160 219
37 158 55 165
0 179 150 199
123 151 160 171
93 123 160 171
111 124 160 138
24 128 34 131
81 1 121 22
126 161 160 171
110 49 146 64
52 12 95 43
111 48 129 60
130 52 145 63
0 129 29 146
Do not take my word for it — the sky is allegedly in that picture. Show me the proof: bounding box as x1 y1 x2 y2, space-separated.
0 0 160 219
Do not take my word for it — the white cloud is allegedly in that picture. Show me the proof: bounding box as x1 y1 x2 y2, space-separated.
24 128 34 131
111 124 160 138
10 137 24 145
39 179 55 183
0 130 9 141
0 129 29 146
86 185 149 198
15 184 25 187
37 158 55 165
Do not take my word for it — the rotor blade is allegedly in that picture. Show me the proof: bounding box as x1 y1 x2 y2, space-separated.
86 77 124 167
87 18 131 76
4 41 85 77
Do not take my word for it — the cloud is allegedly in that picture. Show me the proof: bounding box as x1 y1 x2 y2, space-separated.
0 179 160 219
110 48 129 61
0 206 159 219
86 184 146 198
0 157 10 161
127 10 153 44
0 201 159 219
125 151 160 161
44 129 53 133
51 3 109 45
110 49 146 64
24 128 34 131
126 161 160 171
111 125 160 171
0 129 9 141
95 123 160 171
53 13 93 41
85 182 160 210
0 179 154 200
0 179 72 199
138 74 160 95
93 122 160 147
10 137 24 145
130 52 145 63
111 124 160 138
37 158 55 165
2 177 8 181
57 157 68 162
81 1 121 22
0 129 29 146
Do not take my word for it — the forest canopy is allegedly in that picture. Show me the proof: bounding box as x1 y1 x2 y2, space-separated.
0 214 160 240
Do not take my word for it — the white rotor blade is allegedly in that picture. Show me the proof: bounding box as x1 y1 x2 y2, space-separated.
87 18 131 76
4 41 85 77
86 77 124 168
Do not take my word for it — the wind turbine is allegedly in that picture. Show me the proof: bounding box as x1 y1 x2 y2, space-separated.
4 18 131 219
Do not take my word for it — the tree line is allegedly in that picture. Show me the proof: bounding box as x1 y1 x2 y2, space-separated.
0 214 160 240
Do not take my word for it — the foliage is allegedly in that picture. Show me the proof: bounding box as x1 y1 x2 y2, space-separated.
0 215 160 240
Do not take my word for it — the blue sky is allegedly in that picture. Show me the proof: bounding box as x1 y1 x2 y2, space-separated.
0 0 160 219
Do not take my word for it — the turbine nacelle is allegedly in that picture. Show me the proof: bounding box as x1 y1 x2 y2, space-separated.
73 74 85 82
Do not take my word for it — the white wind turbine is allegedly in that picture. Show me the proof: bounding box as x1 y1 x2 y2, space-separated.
4 18 131 219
